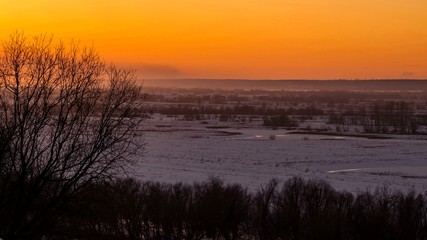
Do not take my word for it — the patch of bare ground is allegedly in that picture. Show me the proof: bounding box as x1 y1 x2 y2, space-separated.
368 171 427 179
212 130 242 136
287 131 392 139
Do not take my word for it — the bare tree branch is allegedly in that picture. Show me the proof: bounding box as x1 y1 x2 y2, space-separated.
0 32 147 239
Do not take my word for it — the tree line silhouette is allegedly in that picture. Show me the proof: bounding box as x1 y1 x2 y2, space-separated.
47 177 427 240
328 101 421 134
149 101 427 132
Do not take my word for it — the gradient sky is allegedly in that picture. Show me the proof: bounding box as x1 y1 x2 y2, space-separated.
1 0 427 79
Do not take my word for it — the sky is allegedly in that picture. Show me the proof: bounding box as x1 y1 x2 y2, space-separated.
1 0 427 79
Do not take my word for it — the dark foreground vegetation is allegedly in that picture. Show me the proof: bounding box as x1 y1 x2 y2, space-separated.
27 176 425 240
0 33 146 240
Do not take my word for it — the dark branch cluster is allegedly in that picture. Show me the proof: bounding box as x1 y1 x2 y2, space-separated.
0 32 146 239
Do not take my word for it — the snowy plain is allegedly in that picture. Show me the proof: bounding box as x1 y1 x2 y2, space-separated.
130 115 427 194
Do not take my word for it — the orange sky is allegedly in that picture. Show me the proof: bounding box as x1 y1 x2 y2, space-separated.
1 0 427 79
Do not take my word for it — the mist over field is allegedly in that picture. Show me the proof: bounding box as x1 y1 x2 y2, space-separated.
142 79 427 91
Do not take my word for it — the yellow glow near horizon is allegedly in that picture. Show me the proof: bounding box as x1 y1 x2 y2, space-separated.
1 0 427 79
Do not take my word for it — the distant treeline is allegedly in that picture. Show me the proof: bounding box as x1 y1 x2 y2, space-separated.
147 90 426 105
150 105 324 118
44 177 426 240
149 100 427 133
143 79 427 92
329 101 425 134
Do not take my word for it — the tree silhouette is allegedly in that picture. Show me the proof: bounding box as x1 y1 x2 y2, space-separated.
0 32 146 239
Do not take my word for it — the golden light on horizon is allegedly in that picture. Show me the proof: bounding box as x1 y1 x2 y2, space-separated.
1 0 427 79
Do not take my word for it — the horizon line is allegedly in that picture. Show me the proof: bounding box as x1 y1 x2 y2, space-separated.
141 78 427 81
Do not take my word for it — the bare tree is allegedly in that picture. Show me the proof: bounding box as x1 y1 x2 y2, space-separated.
0 32 146 239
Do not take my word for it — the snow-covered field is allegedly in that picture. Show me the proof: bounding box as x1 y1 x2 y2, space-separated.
130 117 427 194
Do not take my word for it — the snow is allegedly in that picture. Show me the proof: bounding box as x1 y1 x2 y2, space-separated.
128 118 427 194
